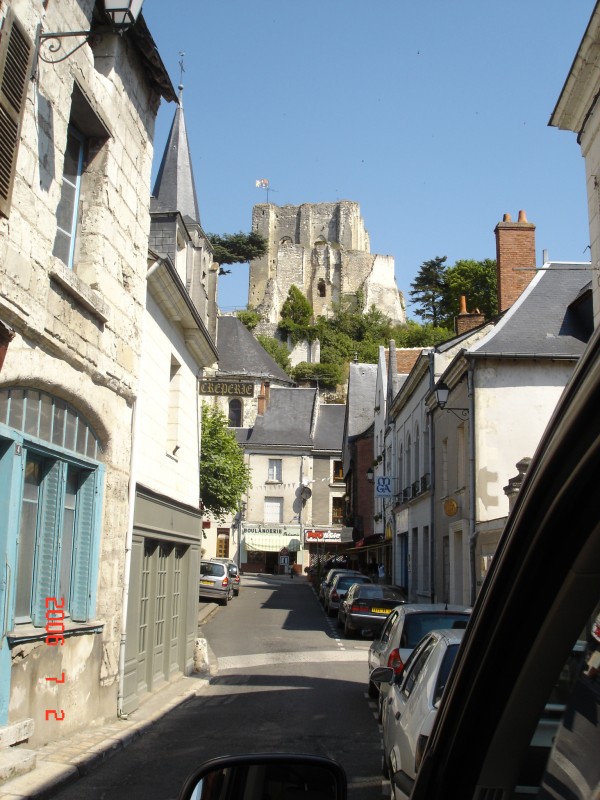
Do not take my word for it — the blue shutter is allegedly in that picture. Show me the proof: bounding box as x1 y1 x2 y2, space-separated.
31 461 64 626
70 469 98 622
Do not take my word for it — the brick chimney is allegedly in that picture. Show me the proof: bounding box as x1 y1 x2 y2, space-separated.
455 295 486 335
494 210 536 313
257 380 270 415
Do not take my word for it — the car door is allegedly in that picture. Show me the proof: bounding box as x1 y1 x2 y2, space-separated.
384 634 438 785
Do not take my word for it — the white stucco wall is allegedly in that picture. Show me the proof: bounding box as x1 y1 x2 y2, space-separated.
136 295 201 508
475 361 575 521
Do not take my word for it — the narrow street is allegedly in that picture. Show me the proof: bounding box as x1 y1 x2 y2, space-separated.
50 575 385 800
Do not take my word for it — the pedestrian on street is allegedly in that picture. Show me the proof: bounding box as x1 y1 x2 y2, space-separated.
290 563 294 579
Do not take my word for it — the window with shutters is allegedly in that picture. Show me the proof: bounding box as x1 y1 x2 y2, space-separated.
0 387 104 628
0 9 35 219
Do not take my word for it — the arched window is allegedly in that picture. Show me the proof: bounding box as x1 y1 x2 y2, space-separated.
228 399 242 427
406 434 412 489
317 279 326 297
0 387 104 628
279 236 293 246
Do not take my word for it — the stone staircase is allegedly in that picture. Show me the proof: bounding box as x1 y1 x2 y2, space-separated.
0 719 36 784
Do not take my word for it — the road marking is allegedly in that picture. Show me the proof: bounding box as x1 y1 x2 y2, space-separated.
217 649 368 671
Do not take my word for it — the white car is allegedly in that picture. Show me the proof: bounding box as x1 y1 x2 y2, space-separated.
372 628 465 800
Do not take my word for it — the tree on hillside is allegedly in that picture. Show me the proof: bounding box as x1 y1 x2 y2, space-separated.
409 256 449 327
200 404 251 521
256 334 292 373
207 231 267 268
444 259 498 320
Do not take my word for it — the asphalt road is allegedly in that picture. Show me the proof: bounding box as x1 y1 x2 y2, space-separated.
51 575 385 800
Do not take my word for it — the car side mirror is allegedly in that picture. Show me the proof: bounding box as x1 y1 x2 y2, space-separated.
178 754 347 800
369 666 394 686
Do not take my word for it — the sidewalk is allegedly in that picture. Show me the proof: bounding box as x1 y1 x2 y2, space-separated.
0 602 220 800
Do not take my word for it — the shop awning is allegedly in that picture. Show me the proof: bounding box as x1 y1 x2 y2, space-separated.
244 534 301 552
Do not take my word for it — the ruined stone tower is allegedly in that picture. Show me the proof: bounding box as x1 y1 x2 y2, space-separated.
249 201 406 326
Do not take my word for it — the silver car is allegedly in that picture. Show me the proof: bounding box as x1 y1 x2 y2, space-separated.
367 604 470 717
199 561 234 606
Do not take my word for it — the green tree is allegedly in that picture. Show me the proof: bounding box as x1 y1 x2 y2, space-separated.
292 361 345 389
279 285 313 342
200 404 251 521
256 334 292 373
444 259 498 320
409 256 449 327
207 230 267 267
236 307 263 330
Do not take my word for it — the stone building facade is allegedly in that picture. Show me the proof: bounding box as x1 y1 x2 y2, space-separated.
249 201 406 328
0 0 175 750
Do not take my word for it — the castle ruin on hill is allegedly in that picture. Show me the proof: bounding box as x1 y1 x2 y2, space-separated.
248 201 406 331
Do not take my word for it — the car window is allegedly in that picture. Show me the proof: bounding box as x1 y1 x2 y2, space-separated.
200 562 224 577
403 613 469 648
433 644 460 705
379 609 400 644
401 636 437 698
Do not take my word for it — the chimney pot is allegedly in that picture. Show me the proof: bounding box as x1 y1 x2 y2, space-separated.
459 295 467 314
517 210 528 223
503 213 512 222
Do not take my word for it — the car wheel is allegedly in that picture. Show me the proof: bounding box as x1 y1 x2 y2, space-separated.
220 593 229 607
368 679 378 699
344 618 355 638
327 604 336 618
336 612 343 628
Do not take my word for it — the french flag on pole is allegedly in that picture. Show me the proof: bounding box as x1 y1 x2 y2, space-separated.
255 179 269 189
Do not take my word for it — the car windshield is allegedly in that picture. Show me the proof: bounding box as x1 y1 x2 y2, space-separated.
403 613 469 648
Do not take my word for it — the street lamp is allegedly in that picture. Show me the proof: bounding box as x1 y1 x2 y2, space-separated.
434 381 468 420
37 1 145 65
366 467 374 483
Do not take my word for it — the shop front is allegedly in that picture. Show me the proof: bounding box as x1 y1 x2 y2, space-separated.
241 524 302 574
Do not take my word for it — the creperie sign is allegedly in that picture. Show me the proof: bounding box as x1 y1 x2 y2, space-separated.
305 529 342 543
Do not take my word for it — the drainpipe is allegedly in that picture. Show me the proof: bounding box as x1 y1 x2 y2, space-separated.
427 350 436 602
116 395 138 718
467 360 477 606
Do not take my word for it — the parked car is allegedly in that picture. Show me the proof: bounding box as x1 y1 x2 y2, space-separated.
326 574 372 617
337 584 407 638
371 629 465 800
319 568 364 605
211 558 241 596
199 561 234 605
367 604 471 716
408 324 600 800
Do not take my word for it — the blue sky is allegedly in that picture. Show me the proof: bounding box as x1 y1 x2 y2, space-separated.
143 1 593 318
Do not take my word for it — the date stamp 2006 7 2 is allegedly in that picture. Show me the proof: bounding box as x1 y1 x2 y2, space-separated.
44 597 66 721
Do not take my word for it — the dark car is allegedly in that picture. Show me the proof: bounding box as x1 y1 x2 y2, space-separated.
319 568 364 605
409 325 600 800
337 584 406 638
325 573 372 617
199 561 234 606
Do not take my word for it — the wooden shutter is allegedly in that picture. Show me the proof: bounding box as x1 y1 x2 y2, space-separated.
70 469 101 622
31 460 64 627
0 9 34 218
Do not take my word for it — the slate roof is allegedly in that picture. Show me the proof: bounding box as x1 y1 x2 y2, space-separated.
471 262 592 358
151 96 202 226
314 404 346 451
346 362 377 438
215 317 294 384
247 388 317 446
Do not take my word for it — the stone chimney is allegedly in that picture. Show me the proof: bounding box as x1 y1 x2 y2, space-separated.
494 210 536 313
455 295 486 335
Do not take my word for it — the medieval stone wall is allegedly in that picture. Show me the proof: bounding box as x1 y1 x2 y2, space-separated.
249 201 405 326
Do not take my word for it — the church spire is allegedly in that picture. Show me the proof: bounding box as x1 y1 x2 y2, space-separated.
151 58 201 226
